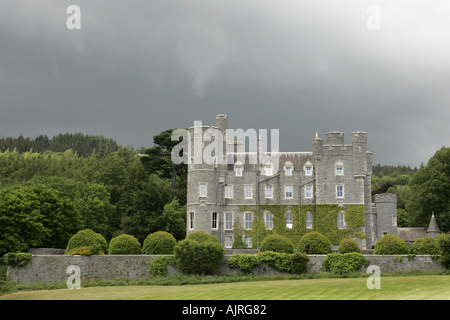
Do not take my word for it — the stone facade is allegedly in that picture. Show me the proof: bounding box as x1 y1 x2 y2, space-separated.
186 114 398 250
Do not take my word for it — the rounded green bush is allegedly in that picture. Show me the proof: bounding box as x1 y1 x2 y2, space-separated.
108 234 142 255
260 234 294 254
373 233 409 255
66 229 108 255
338 237 361 254
290 251 309 274
410 237 440 255
174 239 224 275
322 253 369 275
297 231 332 254
143 231 177 254
185 231 220 244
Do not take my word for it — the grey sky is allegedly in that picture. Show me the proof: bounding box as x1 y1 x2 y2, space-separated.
0 0 449 167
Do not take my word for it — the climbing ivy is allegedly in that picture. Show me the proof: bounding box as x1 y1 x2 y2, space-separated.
239 204 365 248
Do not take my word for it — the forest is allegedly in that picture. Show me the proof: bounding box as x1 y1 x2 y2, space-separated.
0 131 448 256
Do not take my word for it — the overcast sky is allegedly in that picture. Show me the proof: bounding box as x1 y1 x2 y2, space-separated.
0 0 449 167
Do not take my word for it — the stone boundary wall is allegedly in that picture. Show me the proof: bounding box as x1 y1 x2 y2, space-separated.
6 254 445 283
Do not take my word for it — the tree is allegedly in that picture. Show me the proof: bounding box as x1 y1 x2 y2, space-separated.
140 129 187 201
157 198 186 241
406 147 450 232
0 185 80 255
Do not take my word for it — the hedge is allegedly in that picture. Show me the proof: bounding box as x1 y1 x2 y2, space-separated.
373 234 409 255
66 229 108 255
108 234 142 255
143 231 177 254
322 253 369 275
297 232 332 254
174 239 224 275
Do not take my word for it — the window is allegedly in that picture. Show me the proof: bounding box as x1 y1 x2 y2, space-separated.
337 211 345 229
285 166 293 176
336 162 344 175
265 185 273 198
225 236 233 248
189 212 194 229
265 212 273 230
305 166 312 176
306 212 313 229
225 185 233 199
235 167 243 177
225 212 233 230
285 185 293 198
336 185 344 198
265 166 273 176
244 212 252 230
245 237 252 248
199 184 207 197
212 212 218 229
244 185 253 199
305 185 313 198
286 212 293 229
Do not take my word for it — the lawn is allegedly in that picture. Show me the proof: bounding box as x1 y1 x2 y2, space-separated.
1 274 449 300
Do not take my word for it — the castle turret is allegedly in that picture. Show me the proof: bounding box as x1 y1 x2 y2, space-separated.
326 131 344 146
427 212 440 238
351 131 367 177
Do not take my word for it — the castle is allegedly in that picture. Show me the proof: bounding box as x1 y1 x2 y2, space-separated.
185 114 399 250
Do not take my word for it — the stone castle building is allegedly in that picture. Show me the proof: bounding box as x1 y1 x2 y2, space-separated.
186 114 399 250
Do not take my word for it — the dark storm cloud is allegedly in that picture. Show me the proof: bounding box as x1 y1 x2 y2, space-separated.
0 0 448 166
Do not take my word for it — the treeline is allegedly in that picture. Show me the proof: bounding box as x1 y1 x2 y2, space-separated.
371 147 449 233
0 130 187 256
0 133 119 157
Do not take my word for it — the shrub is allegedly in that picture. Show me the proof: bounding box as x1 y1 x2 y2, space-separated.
4 252 32 267
322 253 369 275
149 256 175 277
410 237 440 255
66 229 108 255
258 251 292 272
297 232 332 254
227 254 261 273
67 246 93 256
290 251 309 274
373 233 409 255
185 231 220 244
437 233 450 269
174 239 224 275
108 234 142 255
338 238 361 254
143 231 177 254
260 234 294 254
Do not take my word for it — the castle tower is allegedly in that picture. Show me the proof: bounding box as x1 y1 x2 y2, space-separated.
374 193 398 240
186 115 228 242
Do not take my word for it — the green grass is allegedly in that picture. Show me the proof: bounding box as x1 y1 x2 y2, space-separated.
1 273 449 300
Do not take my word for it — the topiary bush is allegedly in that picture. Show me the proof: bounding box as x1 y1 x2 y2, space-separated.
322 253 369 275
174 239 224 275
338 237 361 254
260 234 294 254
108 234 142 255
290 251 309 274
143 231 177 254
185 231 220 244
297 232 332 254
437 233 450 269
66 229 108 255
373 233 409 255
410 237 440 255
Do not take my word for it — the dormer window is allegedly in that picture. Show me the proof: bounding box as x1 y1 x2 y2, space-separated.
235 166 243 177
304 161 313 176
285 166 293 176
265 166 273 176
336 161 344 175
284 161 293 176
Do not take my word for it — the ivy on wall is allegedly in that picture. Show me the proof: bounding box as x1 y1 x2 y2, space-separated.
238 204 365 248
